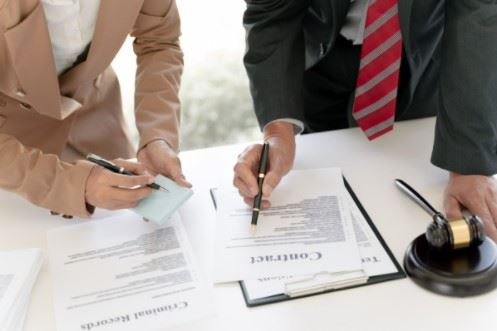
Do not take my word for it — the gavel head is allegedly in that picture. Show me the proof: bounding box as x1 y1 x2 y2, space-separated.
425 214 485 250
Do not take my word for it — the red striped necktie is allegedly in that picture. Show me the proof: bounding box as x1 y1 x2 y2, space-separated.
352 0 402 140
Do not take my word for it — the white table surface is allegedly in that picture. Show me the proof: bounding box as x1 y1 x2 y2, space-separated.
1 117 496 331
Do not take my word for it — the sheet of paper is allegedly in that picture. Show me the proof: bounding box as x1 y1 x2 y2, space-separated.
3 283 30 331
0 248 43 330
214 168 362 283
48 212 212 331
0 275 14 309
13 306 27 331
242 188 399 300
346 192 398 276
132 175 193 225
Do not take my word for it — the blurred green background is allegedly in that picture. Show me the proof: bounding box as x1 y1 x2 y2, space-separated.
112 0 260 151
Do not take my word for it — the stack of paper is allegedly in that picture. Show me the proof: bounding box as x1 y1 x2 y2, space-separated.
47 212 213 331
0 248 43 331
214 168 400 302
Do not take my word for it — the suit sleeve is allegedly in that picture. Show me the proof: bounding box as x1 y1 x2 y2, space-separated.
0 133 95 217
131 0 183 152
431 0 497 175
244 0 310 129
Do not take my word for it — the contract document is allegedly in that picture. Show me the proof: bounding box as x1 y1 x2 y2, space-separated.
214 168 363 283
47 212 212 331
242 189 399 301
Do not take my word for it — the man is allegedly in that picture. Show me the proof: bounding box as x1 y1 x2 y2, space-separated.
233 0 497 241
0 0 190 218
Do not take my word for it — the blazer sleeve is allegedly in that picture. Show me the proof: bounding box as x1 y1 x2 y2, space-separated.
243 0 310 128
0 133 95 217
431 0 497 175
131 0 183 152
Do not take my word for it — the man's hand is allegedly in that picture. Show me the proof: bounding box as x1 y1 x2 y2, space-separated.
444 172 497 242
137 140 192 188
85 159 154 210
233 122 296 208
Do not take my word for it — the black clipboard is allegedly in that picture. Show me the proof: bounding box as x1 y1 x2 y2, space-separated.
210 177 405 307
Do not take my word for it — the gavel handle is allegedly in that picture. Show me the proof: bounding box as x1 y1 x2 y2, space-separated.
394 179 441 219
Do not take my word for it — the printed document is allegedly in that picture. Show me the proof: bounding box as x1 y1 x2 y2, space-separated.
242 189 398 300
214 168 363 283
48 212 212 331
0 248 43 331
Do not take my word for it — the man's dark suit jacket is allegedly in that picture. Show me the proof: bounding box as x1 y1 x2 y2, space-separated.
243 0 497 176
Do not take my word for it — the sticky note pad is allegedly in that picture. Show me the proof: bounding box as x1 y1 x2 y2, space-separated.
131 175 193 225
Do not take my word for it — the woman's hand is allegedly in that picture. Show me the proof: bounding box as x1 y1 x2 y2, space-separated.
85 159 154 210
138 140 192 188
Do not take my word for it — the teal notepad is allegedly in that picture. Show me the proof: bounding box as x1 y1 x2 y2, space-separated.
131 175 193 225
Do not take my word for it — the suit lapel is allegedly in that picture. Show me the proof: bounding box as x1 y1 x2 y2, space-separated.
3 0 62 119
59 0 143 96
305 0 350 68
329 0 351 45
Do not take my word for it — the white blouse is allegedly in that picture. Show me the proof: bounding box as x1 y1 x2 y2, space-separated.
41 0 101 75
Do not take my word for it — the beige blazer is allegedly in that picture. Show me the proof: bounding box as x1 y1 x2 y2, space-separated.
0 0 183 217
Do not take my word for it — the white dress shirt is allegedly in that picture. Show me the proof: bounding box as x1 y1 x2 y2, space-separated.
340 0 368 45
270 0 369 133
41 0 101 75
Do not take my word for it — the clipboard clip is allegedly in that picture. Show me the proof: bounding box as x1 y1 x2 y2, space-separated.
284 271 369 297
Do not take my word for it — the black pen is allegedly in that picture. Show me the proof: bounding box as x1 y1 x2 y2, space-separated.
251 142 270 235
86 154 168 192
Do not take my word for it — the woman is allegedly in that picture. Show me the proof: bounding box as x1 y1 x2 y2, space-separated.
0 0 190 218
